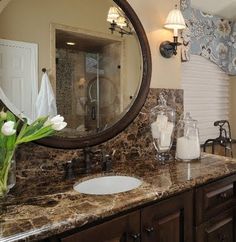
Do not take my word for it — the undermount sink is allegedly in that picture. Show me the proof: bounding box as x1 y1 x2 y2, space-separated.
73 175 142 195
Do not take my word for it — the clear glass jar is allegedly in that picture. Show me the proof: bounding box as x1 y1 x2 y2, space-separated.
175 112 200 162
150 94 175 164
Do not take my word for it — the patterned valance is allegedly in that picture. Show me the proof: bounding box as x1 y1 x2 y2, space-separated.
180 0 236 75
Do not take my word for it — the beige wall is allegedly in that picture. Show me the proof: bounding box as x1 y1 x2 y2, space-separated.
0 0 180 90
0 0 10 13
128 0 236 140
0 0 141 111
128 0 181 89
0 0 113 81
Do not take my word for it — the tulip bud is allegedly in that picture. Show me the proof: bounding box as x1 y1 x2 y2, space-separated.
44 115 67 131
52 121 67 131
1 121 16 136
0 111 7 120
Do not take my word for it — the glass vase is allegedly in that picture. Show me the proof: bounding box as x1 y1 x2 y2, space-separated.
0 150 16 198
7 158 16 190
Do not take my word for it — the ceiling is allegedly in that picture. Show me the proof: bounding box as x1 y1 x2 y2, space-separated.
192 0 236 19
56 30 117 52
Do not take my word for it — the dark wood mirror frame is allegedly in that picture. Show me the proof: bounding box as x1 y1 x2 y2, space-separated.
4 0 152 149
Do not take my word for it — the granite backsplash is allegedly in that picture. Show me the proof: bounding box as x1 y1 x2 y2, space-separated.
16 88 183 181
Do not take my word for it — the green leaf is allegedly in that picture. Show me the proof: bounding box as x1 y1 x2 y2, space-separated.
16 128 55 144
0 136 7 149
0 119 4 131
15 118 21 130
6 111 16 122
16 121 28 142
16 123 55 144
29 116 48 127
0 147 6 169
6 133 16 150
22 117 48 138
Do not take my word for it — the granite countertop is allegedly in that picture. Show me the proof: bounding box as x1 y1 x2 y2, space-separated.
1 153 236 241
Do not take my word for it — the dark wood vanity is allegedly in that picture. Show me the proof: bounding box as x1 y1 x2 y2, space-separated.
44 173 236 242
195 174 236 242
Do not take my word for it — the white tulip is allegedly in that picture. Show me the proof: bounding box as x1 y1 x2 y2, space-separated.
1 121 16 136
44 115 67 131
52 121 67 131
51 115 64 123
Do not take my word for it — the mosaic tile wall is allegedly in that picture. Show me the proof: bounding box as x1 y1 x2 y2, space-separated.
56 49 73 122
16 88 183 179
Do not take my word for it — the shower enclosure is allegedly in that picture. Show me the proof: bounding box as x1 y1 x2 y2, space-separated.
56 39 121 135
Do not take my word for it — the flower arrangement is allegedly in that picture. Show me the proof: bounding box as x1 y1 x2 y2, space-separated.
0 110 67 197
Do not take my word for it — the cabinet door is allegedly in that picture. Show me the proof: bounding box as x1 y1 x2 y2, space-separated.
196 208 235 242
60 211 140 242
141 191 193 242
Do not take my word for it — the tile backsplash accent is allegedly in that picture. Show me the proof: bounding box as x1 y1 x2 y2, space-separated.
16 88 183 178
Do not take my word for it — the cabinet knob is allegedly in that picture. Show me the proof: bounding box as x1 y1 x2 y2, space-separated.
130 233 140 241
144 227 154 233
218 233 227 242
219 192 227 199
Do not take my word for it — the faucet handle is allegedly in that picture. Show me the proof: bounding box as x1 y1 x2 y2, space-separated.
64 160 75 179
83 147 103 173
102 152 113 172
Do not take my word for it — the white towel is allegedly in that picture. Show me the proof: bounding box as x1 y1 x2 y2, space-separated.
35 73 57 118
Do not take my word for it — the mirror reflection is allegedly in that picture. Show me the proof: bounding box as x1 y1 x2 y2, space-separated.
0 0 142 138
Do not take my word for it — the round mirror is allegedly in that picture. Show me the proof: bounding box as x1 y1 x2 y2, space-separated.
0 0 151 148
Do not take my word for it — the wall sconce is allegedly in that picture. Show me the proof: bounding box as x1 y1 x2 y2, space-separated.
159 5 186 58
107 6 132 37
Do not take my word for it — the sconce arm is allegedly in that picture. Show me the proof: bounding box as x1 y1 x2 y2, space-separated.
159 38 182 58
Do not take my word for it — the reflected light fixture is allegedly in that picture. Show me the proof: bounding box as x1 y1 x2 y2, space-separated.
159 5 186 58
66 42 76 46
107 6 132 36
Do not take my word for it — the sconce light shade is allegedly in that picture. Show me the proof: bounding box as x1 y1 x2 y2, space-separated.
164 8 186 32
107 6 132 36
160 5 186 58
107 6 119 23
116 16 127 28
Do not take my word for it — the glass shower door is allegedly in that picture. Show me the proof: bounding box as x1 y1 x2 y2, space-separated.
86 53 101 132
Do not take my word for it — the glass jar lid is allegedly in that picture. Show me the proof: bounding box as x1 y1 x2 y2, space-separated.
178 112 197 128
150 93 175 114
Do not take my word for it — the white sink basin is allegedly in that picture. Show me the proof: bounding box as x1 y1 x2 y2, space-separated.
73 175 142 195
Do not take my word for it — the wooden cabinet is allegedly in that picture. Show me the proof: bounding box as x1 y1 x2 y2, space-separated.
195 208 234 242
195 174 236 242
195 175 235 225
54 191 193 242
47 175 236 242
60 211 140 242
141 191 193 242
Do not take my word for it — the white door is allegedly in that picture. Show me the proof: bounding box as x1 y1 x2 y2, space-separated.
0 39 38 121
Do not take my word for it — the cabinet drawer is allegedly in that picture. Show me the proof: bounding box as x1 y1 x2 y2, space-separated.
205 183 234 210
195 208 235 242
195 175 236 225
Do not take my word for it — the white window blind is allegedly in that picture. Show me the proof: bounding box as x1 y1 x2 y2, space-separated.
181 54 229 144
